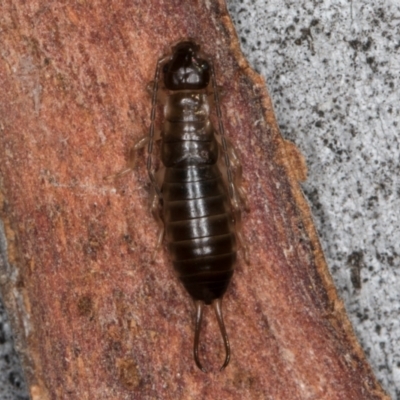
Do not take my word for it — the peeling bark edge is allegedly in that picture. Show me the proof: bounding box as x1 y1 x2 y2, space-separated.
0 195 50 400
0 210 31 393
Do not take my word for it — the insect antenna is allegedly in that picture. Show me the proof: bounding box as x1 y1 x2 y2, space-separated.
213 298 231 371
147 56 165 197
210 61 235 201
194 301 207 372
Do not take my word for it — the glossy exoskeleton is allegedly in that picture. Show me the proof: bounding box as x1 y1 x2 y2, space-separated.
132 41 247 372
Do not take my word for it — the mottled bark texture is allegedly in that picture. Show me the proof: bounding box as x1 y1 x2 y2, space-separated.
0 1 389 399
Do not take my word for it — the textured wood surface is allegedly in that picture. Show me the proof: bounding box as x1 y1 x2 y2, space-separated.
0 1 389 399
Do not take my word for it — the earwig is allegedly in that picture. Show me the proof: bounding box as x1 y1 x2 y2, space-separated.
131 41 247 372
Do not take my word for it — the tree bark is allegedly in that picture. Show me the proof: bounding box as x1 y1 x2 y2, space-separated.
0 1 389 399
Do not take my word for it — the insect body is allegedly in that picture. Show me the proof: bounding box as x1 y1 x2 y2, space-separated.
141 41 246 371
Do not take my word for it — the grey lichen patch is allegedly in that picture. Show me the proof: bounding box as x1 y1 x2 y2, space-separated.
0 191 19 285
0 220 12 285
0 223 30 399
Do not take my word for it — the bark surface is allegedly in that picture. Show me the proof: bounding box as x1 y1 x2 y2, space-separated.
0 1 389 399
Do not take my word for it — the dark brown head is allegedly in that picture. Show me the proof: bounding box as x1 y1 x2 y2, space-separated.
163 41 210 90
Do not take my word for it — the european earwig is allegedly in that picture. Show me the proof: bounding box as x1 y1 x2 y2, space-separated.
127 41 247 372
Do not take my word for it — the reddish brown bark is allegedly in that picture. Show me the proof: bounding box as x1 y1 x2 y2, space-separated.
0 1 389 399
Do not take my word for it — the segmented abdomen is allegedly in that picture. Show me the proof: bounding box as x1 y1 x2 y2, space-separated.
161 92 237 305
163 165 237 305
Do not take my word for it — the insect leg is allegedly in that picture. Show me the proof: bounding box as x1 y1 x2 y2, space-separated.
216 136 249 211
214 139 249 263
147 55 169 197
225 139 249 211
146 81 168 104
104 131 161 181
208 85 226 105
150 167 165 261
232 203 249 264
